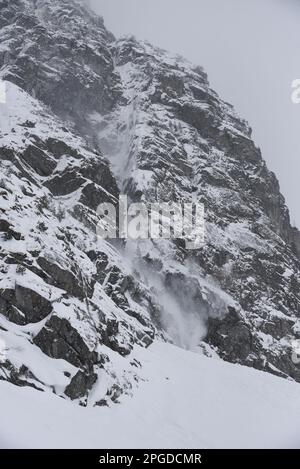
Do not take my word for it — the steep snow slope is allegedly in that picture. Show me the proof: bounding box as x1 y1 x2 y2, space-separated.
1 341 300 449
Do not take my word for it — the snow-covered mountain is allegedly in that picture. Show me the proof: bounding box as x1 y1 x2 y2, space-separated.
0 0 299 447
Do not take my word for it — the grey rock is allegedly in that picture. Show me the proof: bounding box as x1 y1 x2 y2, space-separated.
22 145 56 177
0 285 52 325
37 257 94 299
33 316 101 370
65 370 97 400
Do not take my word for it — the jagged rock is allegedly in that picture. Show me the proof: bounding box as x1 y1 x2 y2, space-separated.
260 315 296 340
0 360 44 391
101 319 133 356
79 182 115 210
0 0 121 124
106 383 123 404
207 308 255 363
22 145 56 177
0 285 52 325
45 138 79 159
87 250 109 284
291 227 300 258
0 148 15 161
0 220 22 241
37 257 94 299
45 170 86 196
33 316 101 370
95 399 109 407
65 370 97 400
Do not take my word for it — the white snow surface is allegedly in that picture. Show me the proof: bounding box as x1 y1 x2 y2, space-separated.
1 340 300 449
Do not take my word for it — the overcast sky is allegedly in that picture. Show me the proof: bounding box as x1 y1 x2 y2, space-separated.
90 0 300 227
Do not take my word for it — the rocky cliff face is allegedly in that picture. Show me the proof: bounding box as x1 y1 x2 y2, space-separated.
0 0 299 405
0 80 156 404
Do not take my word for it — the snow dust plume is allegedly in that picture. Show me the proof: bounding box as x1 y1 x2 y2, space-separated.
122 241 209 352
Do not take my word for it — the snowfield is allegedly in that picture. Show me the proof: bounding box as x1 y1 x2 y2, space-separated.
1 341 300 449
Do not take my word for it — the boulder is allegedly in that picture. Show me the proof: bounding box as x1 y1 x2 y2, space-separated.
22 145 56 176
65 370 97 400
33 316 101 370
0 285 52 325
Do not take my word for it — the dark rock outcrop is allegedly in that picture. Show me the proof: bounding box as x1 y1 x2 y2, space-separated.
33 316 101 370
65 370 97 400
0 285 52 325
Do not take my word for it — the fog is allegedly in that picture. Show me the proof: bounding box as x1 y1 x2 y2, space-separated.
90 0 300 227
